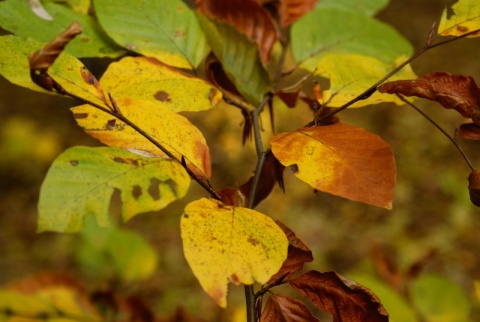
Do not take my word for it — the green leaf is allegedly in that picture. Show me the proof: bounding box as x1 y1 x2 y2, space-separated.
94 0 208 69
291 8 413 71
0 0 123 58
78 219 158 282
38 146 190 232
181 198 288 308
315 53 417 107
350 275 419 322
317 0 389 16
197 14 272 106
411 274 471 322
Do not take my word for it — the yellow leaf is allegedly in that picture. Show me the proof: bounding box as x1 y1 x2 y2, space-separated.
438 0 480 37
270 123 396 209
181 198 288 308
315 53 417 107
71 99 211 178
100 56 222 113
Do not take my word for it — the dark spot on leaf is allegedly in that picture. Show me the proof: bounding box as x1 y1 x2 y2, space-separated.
247 236 259 246
112 157 139 166
183 214 189 219
113 157 127 163
80 66 96 85
70 160 78 166
165 178 178 196
132 185 142 199
230 274 240 284
126 43 137 50
148 178 161 201
106 119 116 130
289 164 299 173
81 36 89 43
73 112 88 119
175 29 186 38
457 25 469 33
154 90 171 102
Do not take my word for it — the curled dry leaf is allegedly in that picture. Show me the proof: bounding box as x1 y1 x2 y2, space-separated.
276 0 318 27
468 170 480 207
29 21 82 92
267 220 313 284
261 294 319 322
270 123 396 209
458 122 480 140
378 72 480 125
197 0 279 64
239 150 285 208
290 271 389 322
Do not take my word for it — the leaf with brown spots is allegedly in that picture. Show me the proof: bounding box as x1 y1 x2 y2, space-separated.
379 72 480 125
290 271 389 322
197 0 280 64
267 221 313 283
38 146 190 232
99 56 222 113
181 198 288 307
438 0 480 37
260 294 319 322
270 123 396 209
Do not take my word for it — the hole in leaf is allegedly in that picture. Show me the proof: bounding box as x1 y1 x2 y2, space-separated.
132 185 142 199
148 178 160 201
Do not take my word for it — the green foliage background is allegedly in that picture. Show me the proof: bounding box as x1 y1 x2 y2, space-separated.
0 0 479 320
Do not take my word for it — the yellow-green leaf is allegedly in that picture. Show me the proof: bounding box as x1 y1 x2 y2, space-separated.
181 198 288 308
438 0 480 37
100 56 222 113
270 123 396 209
72 99 211 179
0 35 110 109
315 53 417 107
38 146 190 232
94 0 208 69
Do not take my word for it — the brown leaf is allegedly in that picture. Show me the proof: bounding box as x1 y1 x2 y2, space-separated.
277 0 318 27
239 150 285 208
29 21 83 93
261 294 319 322
468 170 480 207
196 0 280 64
378 72 480 125
268 221 313 283
458 122 480 140
290 271 389 322
215 187 247 207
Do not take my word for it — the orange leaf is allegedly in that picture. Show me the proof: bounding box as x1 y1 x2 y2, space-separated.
196 0 279 64
468 170 480 207
458 122 480 140
270 123 396 208
267 221 313 283
261 294 319 322
290 271 389 322
378 72 480 125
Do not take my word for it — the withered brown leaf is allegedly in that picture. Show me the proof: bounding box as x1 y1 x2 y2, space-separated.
468 170 480 207
378 72 480 125
290 271 389 322
458 122 480 140
29 21 83 93
196 0 279 64
261 294 319 322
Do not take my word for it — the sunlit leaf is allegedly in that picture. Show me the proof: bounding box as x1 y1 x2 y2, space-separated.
72 99 211 179
316 0 388 16
38 146 190 232
378 72 480 125
197 0 279 64
94 0 208 69
315 53 417 107
292 8 413 71
270 123 396 208
410 274 471 322
100 56 222 113
267 221 313 283
197 14 272 106
79 221 158 282
0 274 100 321
438 0 480 37
0 0 123 58
181 198 288 308
261 294 319 322
290 271 389 322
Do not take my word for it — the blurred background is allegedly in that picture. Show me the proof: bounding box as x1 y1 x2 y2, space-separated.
0 0 479 320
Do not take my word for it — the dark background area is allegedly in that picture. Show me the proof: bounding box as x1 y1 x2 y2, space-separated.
0 0 479 320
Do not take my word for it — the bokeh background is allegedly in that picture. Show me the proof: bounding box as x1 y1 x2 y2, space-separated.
0 0 479 320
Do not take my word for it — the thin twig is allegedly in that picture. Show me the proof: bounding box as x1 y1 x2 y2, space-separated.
397 94 475 171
